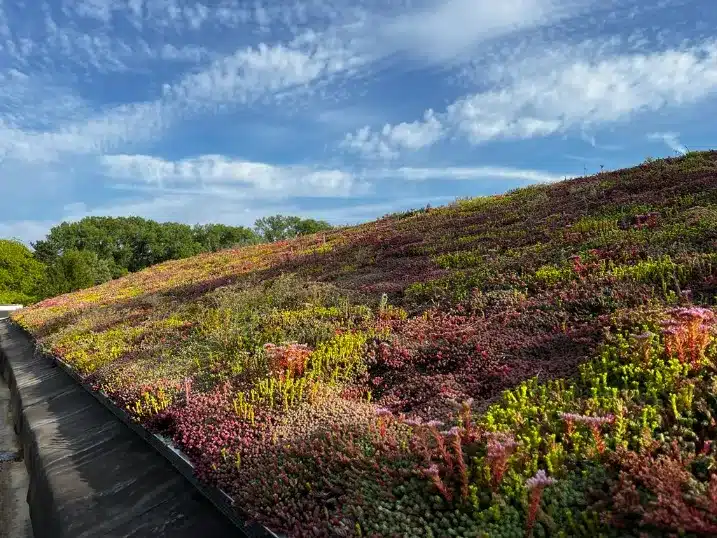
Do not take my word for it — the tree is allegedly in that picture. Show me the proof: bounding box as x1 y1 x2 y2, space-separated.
254 215 299 242
0 239 46 304
192 224 260 252
293 218 333 237
127 220 202 272
254 215 332 242
33 217 137 276
32 216 259 277
41 249 113 297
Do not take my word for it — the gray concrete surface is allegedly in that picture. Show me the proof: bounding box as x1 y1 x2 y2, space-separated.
0 369 32 538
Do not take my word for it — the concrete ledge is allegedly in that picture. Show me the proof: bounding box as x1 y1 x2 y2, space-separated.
0 319 261 538
0 360 32 538
0 306 23 321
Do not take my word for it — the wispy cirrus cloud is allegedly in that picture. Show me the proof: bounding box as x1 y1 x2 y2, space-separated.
343 39 717 159
0 0 593 164
168 32 370 111
377 0 584 64
0 29 369 163
647 132 688 155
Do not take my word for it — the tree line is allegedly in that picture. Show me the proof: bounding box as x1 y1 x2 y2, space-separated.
0 215 332 304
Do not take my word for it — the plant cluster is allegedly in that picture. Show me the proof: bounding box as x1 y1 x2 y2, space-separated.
11 151 717 537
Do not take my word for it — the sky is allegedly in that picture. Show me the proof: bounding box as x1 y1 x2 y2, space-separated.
0 0 715 244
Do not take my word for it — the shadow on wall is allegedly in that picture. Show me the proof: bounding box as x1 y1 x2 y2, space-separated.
0 305 23 319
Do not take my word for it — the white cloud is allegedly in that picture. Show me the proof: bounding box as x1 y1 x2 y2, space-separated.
100 154 364 198
341 109 444 159
344 39 717 158
0 26 369 163
449 41 717 143
99 154 566 203
20 6 215 73
0 99 165 162
6 1 331 75
379 0 579 63
0 219 55 245
0 0 593 164
169 34 367 111
647 132 688 155
68 0 115 23
372 165 568 183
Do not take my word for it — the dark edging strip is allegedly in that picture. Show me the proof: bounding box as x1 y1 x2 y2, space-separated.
50 350 280 538
0 319 279 538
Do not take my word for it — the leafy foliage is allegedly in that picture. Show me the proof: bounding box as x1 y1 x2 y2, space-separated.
41 248 114 297
0 239 46 304
254 214 333 242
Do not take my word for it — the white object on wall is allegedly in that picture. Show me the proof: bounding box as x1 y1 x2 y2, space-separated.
0 304 23 319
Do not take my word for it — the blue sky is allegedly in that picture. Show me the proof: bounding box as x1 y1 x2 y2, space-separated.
0 0 715 244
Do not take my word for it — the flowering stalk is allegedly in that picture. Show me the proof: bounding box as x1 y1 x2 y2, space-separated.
666 307 715 366
525 470 557 537
559 412 613 456
375 407 392 439
486 432 517 490
427 421 452 471
405 417 434 463
423 464 452 502
633 331 653 364
590 423 606 454
449 429 469 500
184 377 192 405
459 398 475 440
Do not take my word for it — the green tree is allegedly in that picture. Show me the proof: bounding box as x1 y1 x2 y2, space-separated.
32 216 259 277
254 215 332 242
33 217 137 276
192 224 260 252
41 249 113 297
293 218 333 237
0 239 47 304
127 220 202 271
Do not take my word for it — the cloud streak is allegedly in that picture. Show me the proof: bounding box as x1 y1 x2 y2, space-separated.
101 153 567 197
371 165 568 183
100 154 365 198
378 0 581 63
0 28 370 163
647 132 688 155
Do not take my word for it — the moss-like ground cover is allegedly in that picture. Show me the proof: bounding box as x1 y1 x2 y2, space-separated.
12 151 717 537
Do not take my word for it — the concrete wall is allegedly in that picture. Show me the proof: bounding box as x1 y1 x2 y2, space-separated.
0 306 22 320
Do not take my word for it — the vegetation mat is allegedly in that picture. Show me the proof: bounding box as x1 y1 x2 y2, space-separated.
12 151 717 537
